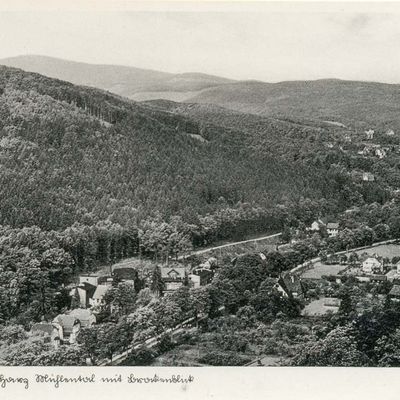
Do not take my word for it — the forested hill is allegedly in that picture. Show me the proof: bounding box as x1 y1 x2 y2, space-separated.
0 65 361 236
186 79 400 131
0 55 234 100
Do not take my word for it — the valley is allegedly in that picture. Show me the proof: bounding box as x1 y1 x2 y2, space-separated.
2 57 400 367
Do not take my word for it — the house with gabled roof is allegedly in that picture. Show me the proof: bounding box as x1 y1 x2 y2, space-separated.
161 265 187 292
309 219 325 232
275 273 305 299
362 172 375 182
386 129 395 136
52 314 81 344
326 222 339 237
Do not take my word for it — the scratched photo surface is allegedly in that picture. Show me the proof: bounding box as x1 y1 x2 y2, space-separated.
1 1 400 368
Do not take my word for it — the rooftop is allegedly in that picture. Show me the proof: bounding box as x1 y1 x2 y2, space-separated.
92 284 109 300
52 314 80 334
68 308 96 328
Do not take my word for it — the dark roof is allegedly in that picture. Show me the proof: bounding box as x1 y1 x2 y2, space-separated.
278 273 304 296
79 282 97 298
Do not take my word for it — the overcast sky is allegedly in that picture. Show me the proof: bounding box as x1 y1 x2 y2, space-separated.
1 2 400 83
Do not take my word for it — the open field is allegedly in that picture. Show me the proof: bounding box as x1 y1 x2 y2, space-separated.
302 298 341 317
355 243 400 259
301 263 348 279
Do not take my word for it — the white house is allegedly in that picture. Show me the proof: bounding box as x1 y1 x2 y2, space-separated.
327 223 339 237
362 257 383 274
365 129 374 140
309 220 325 232
362 172 375 182
386 129 395 136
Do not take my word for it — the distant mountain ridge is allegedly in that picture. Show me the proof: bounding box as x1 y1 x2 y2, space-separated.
185 78 400 130
0 55 234 99
4 55 400 132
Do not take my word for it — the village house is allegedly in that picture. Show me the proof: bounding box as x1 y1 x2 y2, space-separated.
275 273 305 299
362 172 375 182
365 129 374 140
161 266 187 292
327 222 339 237
52 314 81 344
386 129 395 136
79 273 101 287
309 219 325 232
362 257 383 274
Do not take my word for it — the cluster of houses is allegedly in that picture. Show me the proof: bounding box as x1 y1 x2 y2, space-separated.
365 128 396 139
31 308 96 347
309 219 340 238
29 258 216 347
318 252 400 286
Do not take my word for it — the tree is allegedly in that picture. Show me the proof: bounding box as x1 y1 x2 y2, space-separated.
292 325 367 366
103 283 136 316
34 345 86 366
150 266 164 297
